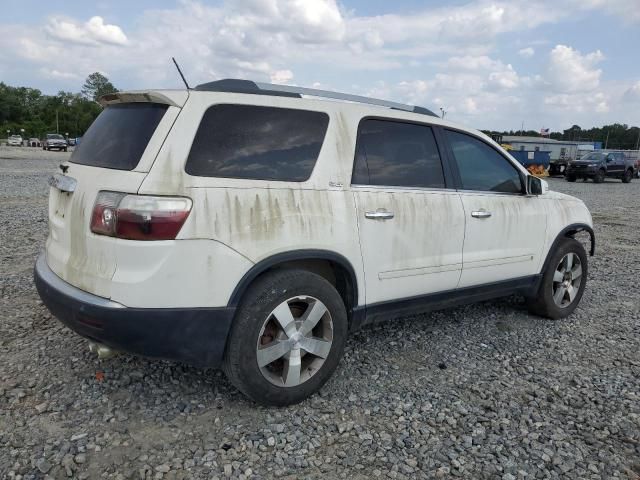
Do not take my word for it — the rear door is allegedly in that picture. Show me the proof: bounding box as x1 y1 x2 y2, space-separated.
443 129 547 288
46 100 182 298
352 119 465 305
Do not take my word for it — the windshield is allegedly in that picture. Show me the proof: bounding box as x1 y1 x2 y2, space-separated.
47 134 64 140
70 103 168 171
579 152 604 161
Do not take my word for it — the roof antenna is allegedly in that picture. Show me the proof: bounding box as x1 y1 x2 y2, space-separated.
172 57 190 89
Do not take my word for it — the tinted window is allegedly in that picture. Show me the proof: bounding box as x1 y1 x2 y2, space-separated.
581 152 604 161
70 103 168 170
185 104 329 181
446 130 522 193
352 119 445 188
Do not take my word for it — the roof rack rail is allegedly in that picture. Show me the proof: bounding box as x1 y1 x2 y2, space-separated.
194 79 438 118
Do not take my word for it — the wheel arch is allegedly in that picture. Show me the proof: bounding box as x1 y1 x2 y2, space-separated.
227 249 360 320
541 223 595 275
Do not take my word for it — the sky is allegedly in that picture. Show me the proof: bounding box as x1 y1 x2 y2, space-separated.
1 0 639 132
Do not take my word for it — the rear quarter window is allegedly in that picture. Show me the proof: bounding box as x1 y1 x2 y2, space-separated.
70 103 168 171
185 104 329 181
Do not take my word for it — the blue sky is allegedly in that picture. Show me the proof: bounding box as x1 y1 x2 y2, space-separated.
1 0 639 131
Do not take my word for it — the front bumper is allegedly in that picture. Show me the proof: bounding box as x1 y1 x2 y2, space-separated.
566 165 597 175
34 253 235 367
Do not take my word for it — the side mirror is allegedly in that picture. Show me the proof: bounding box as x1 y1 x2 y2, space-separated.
527 176 548 195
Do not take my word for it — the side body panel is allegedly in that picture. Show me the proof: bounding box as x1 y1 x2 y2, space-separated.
536 192 593 272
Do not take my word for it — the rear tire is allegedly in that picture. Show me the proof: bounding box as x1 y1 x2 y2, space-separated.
527 238 587 319
622 169 632 183
566 175 577 182
223 269 348 406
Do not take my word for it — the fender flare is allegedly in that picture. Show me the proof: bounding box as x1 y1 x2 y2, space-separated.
227 249 359 308
540 223 595 275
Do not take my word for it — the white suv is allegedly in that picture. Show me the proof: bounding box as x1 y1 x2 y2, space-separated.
35 80 595 405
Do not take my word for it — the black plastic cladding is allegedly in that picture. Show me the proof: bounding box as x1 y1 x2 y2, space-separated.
194 79 438 118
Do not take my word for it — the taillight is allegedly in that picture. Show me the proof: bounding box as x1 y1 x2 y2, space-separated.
90 192 192 240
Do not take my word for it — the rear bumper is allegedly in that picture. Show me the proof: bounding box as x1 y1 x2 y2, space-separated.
34 253 235 367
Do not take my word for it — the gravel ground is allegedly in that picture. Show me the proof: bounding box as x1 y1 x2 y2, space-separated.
1 145 639 480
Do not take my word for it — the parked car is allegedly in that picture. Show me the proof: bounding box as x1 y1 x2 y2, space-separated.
35 80 595 406
29 138 41 147
566 151 635 183
67 138 77 146
42 133 68 151
7 135 23 146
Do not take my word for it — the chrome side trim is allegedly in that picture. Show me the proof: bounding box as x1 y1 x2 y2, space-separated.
35 253 125 309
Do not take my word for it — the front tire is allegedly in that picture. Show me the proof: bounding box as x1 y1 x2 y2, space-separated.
527 238 587 319
566 174 577 182
223 269 348 406
593 169 605 183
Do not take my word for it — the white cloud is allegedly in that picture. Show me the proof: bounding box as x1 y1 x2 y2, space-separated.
39 68 80 80
546 45 603 93
623 81 640 102
488 65 519 89
45 16 127 46
270 69 294 84
576 0 640 23
544 91 609 113
518 47 535 58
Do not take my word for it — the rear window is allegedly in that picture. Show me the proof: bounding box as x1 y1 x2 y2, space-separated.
70 103 168 171
185 104 329 181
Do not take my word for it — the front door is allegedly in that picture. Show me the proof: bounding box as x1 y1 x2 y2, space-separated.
443 129 547 288
351 119 465 304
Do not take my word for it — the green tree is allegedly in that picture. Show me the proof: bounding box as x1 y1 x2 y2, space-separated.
81 72 117 102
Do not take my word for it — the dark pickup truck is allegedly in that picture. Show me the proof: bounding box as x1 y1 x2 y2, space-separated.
566 151 636 183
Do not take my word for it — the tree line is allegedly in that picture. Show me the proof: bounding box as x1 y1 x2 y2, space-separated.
483 123 640 150
1 73 117 139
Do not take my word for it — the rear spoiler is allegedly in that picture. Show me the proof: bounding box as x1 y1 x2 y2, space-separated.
99 90 188 108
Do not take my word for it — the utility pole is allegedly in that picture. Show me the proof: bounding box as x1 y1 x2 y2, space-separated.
56 110 59 134
521 121 524 136
604 130 609 150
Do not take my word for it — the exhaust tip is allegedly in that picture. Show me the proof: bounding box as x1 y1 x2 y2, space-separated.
88 341 117 359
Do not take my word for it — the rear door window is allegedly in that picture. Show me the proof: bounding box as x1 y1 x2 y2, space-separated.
185 104 329 181
352 119 446 188
70 103 168 171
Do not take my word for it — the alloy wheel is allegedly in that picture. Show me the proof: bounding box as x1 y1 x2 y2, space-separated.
551 253 583 308
256 296 333 387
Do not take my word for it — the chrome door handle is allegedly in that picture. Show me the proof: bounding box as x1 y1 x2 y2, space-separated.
471 210 492 219
365 209 394 220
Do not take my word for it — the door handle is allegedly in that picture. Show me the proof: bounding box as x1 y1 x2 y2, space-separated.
365 209 395 220
471 210 492 219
